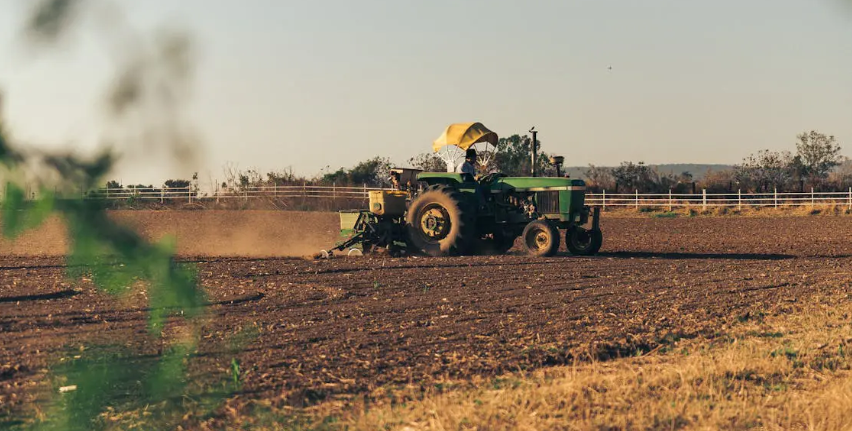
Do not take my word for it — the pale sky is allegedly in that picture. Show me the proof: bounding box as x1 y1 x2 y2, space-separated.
1 0 851 186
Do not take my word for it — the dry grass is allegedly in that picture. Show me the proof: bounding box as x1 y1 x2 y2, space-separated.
71 289 852 431
311 294 852 431
21 294 852 431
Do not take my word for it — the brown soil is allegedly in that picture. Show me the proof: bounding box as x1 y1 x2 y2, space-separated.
2 212 852 427
0 210 340 257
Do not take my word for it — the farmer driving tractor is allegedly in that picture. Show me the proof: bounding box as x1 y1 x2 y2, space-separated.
460 148 477 178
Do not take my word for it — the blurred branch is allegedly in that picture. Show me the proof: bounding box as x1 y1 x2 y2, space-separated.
24 0 86 44
0 1 230 429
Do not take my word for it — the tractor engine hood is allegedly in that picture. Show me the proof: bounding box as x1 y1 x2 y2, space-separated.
490 177 586 193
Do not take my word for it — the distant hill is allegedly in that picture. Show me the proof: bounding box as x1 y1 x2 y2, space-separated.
563 164 735 181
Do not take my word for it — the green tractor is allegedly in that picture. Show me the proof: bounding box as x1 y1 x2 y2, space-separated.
323 122 602 258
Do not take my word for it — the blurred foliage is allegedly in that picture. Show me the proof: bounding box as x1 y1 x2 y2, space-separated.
25 0 83 43
0 142 214 430
1 184 55 239
0 1 233 430
39 344 193 431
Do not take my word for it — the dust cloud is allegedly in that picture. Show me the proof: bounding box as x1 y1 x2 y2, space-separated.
4 2 333 260
0 211 341 258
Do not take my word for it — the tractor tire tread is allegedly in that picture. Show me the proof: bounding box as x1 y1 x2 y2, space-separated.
406 186 475 257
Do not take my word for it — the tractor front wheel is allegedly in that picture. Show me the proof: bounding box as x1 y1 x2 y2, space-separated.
522 220 560 257
566 226 603 255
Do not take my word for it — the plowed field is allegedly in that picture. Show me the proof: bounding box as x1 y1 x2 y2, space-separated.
2 211 852 425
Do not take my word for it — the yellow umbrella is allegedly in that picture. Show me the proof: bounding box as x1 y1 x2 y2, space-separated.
432 122 498 153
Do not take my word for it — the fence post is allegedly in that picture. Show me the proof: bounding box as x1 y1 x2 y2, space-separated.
668 189 672 211
738 189 742 211
216 182 220 204
160 188 164 204
702 189 707 210
635 189 639 209
602 189 606 211
848 187 851 210
811 187 814 206
188 186 192 204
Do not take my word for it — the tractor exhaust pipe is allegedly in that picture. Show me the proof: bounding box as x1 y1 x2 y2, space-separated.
529 126 537 177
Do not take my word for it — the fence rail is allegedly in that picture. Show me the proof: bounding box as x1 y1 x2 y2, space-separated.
3 183 852 210
1 184 390 204
587 188 852 210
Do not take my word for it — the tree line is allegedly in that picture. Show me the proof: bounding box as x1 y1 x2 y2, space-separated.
104 129 850 195
584 130 851 194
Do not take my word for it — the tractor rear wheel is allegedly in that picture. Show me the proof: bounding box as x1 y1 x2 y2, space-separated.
522 220 560 257
406 186 475 257
566 226 603 255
